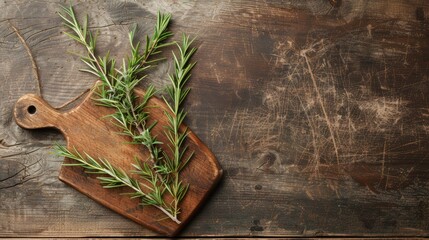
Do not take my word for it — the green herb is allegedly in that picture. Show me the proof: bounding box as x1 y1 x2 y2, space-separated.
55 5 197 224
54 144 179 223
161 34 196 217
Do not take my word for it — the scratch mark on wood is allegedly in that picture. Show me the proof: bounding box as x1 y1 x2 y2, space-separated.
8 21 41 96
301 47 340 165
210 63 222 84
381 139 386 179
296 90 320 174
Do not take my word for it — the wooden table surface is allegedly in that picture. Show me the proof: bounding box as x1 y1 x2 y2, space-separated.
1 0 428 237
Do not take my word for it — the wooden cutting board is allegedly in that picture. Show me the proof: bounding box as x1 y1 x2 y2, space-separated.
13 83 223 236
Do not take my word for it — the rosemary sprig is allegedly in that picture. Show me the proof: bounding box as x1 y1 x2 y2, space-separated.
56 5 197 224
162 34 197 218
54 144 180 223
58 5 115 94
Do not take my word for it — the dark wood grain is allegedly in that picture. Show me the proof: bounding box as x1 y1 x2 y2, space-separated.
13 84 222 236
1 0 429 237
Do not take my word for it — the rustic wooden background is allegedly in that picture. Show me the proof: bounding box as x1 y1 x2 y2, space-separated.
1 0 429 237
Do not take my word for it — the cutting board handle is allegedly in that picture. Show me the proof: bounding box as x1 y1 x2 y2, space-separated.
14 94 64 130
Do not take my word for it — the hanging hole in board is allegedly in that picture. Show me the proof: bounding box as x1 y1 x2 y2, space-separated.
27 105 36 114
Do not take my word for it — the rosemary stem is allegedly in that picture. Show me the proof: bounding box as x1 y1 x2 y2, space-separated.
126 88 138 122
124 87 159 165
71 15 113 92
132 117 163 181
140 33 162 68
88 49 113 92
174 172 179 218
155 205 181 224
98 164 177 223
